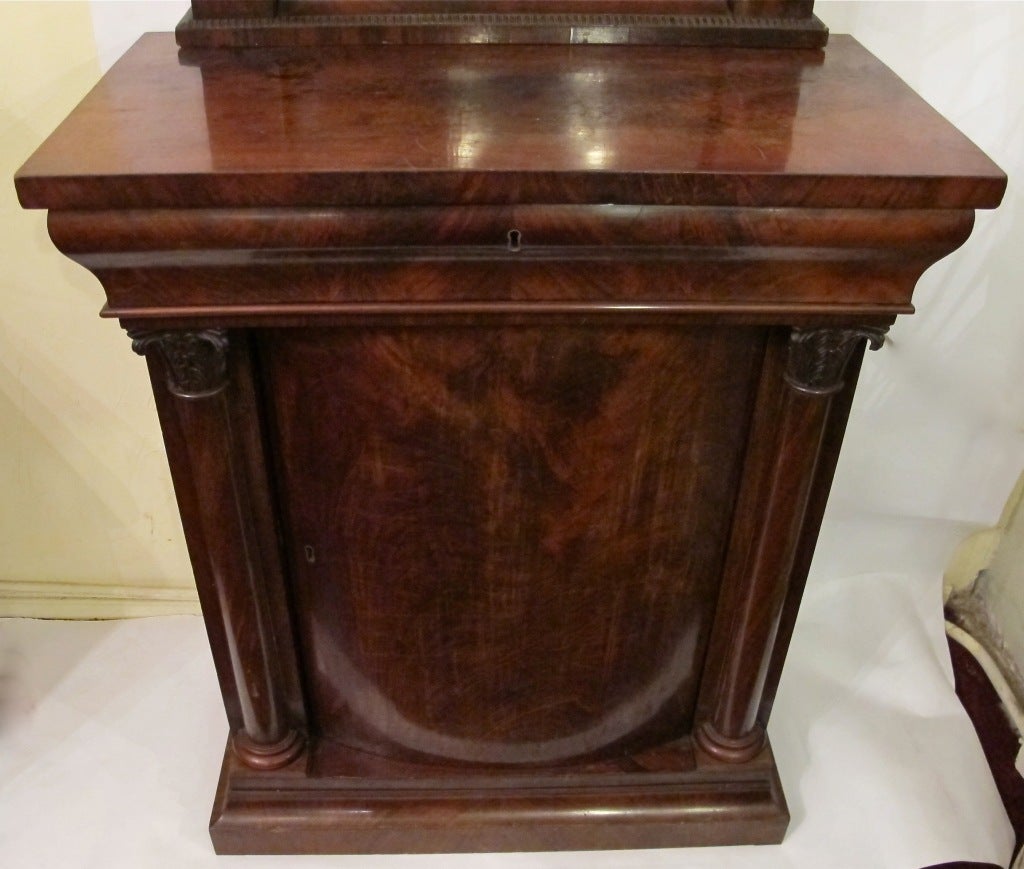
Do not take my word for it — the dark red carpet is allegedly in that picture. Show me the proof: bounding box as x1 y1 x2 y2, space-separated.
931 627 1024 869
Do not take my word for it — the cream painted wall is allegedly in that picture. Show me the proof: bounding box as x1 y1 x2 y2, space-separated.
804 1 1024 598
89 0 186 71
815 1 1024 534
1 2 1021 617
1 1 196 616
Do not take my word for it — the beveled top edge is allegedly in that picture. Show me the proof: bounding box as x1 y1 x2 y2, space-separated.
14 170 1007 212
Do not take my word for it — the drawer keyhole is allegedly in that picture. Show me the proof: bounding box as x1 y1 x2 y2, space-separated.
507 229 522 252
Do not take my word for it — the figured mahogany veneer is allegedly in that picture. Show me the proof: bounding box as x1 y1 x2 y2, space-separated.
15 30 1004 854
266 325 759 767
17 37 1002 211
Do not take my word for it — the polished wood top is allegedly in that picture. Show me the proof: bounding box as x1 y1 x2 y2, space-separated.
16 33 1004 210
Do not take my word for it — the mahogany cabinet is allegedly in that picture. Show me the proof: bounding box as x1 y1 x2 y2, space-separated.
15 12 1004 854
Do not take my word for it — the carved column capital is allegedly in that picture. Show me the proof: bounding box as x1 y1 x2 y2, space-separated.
784 327 888 397
130 329 230 400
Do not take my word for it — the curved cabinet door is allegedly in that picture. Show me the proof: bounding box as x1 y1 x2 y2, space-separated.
262 324 763 767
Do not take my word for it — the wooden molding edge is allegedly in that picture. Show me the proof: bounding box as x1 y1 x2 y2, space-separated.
0 580 200 619
175 8 829 49
210 740 789 853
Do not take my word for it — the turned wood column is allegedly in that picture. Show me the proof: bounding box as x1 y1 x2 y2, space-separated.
695 326 886 763
131 329 304 770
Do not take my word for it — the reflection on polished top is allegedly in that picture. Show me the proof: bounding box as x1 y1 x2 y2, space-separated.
15 33 1004 210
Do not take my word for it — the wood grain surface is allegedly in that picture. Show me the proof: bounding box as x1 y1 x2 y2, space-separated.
15 34 1004 210
46 204 975 327
263 324 762 765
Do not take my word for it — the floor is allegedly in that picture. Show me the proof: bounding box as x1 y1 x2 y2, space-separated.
0 516 1015 868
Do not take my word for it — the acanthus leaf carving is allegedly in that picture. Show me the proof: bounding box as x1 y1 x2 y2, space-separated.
784 327 888 397
129 329 230 400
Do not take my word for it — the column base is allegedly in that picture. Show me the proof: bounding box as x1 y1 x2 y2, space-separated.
232 728 305 771
694 720 767 763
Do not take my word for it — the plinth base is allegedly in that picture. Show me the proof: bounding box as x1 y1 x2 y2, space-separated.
209 737 789 854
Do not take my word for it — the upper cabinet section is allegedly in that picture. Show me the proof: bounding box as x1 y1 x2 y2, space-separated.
178 0 828 48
